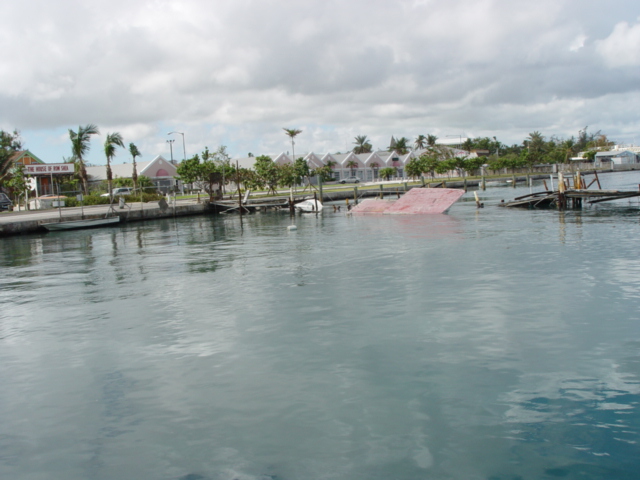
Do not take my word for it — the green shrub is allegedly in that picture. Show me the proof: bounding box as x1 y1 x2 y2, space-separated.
63 195 111 207
124 193 164 202
63 192 163 207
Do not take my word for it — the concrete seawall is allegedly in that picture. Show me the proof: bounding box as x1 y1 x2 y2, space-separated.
0 201 208 237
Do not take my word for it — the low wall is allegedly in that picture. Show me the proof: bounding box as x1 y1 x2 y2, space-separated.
0 202 209 237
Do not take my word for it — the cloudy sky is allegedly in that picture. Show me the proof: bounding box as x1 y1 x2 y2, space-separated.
2 0 640 165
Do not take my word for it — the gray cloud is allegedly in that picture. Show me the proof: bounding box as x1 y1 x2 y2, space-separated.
2 0 640 163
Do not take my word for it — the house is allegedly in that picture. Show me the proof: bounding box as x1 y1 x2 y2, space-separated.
8 150 58 194
86 155 181 193
594 150 638 166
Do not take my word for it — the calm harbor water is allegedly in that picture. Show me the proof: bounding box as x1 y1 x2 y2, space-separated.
1 172 640 480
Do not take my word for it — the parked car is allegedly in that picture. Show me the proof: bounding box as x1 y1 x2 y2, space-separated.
0 192 13 211
101 187 133 197
339 176 360 184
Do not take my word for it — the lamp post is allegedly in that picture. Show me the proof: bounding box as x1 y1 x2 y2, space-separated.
166 139 175 162
168 131 186 161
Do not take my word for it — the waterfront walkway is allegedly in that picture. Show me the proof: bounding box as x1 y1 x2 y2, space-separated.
0 198 206 237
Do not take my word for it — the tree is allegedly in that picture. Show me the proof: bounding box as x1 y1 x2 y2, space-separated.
293 157 312 190
5 164 27 203
69 124 100 195
379 167 396 181
201 157 222 200
176 155 203 190
283 128 302 162
277 163 299 190
212 145 232 194
0 130 23 187
427 134 438 147
104 132 125 200
254 155 279 195
313 165 334 183
353 135 372 154
463 157 484 176
345 159 358 176
404 158 423 179
128 143 141 193
414 135 427 150
394 137 410 154
418 154 438 180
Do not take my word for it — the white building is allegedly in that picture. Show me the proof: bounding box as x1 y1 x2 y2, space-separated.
86 155 181 193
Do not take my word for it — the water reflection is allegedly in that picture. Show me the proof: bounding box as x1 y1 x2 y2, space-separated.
1 177 640 479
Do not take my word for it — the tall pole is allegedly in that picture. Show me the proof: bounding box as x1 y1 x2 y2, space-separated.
168 131 186 161
166 139 175 162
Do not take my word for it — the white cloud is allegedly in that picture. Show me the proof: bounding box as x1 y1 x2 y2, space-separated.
596 19 640 67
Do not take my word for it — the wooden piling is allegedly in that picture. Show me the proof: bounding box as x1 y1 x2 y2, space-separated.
594 170 602 189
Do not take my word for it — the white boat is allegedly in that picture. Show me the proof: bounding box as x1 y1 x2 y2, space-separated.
295 199 323 212
42 216 121 231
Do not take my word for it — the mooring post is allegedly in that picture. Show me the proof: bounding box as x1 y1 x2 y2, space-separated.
404 182 408 192
319 178 323 202
463 178 467 192
379 184 384 199
421 176 425 187
557 172 565 210
481 176 486 191
354 187 358 205
512 174 517 187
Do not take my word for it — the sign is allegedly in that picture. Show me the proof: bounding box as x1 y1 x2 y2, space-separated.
26 178 37 190
23 163 74 175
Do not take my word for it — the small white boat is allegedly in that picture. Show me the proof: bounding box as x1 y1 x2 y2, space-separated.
295 199 323 212
484 180 509 187
42 216 121 231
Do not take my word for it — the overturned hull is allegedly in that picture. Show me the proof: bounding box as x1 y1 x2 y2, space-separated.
350 188 465 215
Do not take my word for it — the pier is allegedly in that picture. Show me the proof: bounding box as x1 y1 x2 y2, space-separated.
499 171 640 209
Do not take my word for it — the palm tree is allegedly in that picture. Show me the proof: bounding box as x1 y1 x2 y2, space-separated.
414 135 427 150
346 159 358 177
353 135 372 154
427 134 438 147
104 132 125 200
69 124 100 195
283 128 302 163
129 143 141 193
394 137 409 155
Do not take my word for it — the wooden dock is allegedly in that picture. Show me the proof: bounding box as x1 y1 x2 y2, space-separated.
500 171 640 209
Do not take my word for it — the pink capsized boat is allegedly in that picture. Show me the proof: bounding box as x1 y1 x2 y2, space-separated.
350 188 465 215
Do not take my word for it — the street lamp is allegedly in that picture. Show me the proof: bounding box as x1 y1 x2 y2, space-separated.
166 139 175 162
168 131 186 161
